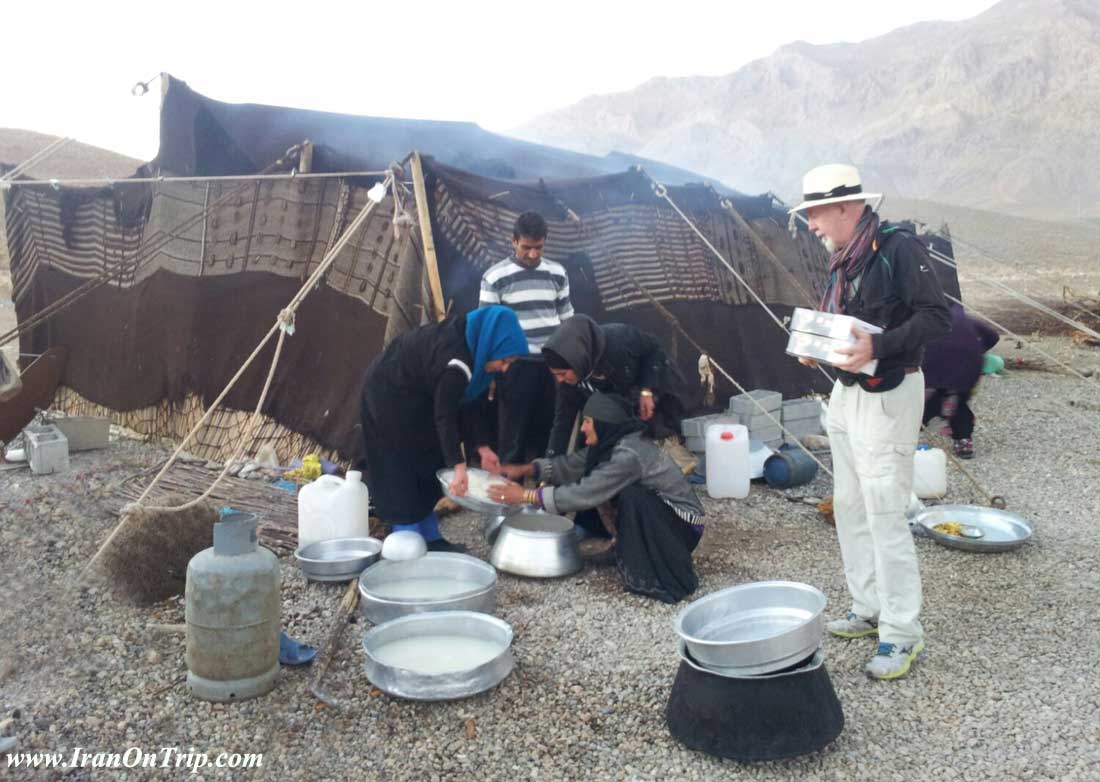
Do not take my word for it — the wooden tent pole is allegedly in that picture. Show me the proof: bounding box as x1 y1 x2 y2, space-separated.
409 151 447 322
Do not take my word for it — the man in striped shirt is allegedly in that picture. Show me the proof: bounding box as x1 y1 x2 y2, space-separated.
480 211 574 462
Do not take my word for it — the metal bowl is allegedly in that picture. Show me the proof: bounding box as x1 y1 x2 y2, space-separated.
915 504 1033 553
675 581 827 676
362 611 514 701
489 511 583 578
295 537 382 582
358 552 497 624
437 467 532 516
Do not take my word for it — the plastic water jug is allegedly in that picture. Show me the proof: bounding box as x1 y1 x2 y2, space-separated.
297 471 371 548
912 447 947 499
706 424 750 499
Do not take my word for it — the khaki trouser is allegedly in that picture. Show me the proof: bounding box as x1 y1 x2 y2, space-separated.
826 371 924 646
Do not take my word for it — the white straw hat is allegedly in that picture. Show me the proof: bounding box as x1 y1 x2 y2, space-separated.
789 163 880 213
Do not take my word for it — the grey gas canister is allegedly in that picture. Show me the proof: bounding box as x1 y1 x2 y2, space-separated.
185 512 281 701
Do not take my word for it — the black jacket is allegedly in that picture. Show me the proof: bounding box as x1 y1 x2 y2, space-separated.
360 315 488 467
545 322 687 455
838 224 951 385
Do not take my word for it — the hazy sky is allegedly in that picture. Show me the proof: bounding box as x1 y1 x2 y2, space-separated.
2 0 1000 162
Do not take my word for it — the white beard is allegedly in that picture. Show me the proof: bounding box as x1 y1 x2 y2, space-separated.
821 236 838 254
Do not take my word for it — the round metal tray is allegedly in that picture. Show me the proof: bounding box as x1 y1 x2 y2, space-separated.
295 537 382 582
915 504 1032 553
362 611 514 701
358 552 497 624
675 581 826 676
436 467 532 515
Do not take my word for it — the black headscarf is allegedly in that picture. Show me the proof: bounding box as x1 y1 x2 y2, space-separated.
582 392 646 475
542 314 606 379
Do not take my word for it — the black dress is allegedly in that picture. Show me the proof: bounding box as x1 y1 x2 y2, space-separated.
547 323 688 455
359 315 485 524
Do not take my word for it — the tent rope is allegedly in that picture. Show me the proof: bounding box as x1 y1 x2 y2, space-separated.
788 210 1100 389
654 180 1011 503
0 137 74 183
83 172 395 574
925 245 1100 343
546 178 834 476
650 181 836 386
0 169 392 190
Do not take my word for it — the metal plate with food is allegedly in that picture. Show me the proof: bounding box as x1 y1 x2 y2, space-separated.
436 467 531 515
362 611 514 701
675 581 827 676
914 504 1032 553
295 537 383 582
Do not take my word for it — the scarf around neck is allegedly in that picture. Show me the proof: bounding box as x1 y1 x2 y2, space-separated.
820 207 880 314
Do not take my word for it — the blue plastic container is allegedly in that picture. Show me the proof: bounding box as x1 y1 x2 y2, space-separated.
763 447 819 489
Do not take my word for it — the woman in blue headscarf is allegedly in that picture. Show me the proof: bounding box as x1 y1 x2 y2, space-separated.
359 305 529 552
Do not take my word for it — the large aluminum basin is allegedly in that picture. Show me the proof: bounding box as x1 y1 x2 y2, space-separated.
675 581 826 675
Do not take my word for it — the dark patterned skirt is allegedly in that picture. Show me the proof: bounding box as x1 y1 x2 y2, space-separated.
578 484 702 604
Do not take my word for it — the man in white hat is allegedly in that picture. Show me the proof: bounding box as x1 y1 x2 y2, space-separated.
791 163 950 680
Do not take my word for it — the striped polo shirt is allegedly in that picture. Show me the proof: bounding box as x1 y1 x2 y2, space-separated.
479 257 574 353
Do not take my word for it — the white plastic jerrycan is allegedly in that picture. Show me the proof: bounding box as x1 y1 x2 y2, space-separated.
297 471 371 548
706 423 750 499
912 446 947 499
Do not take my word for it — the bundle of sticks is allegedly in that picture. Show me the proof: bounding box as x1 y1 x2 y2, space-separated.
106 459 300 555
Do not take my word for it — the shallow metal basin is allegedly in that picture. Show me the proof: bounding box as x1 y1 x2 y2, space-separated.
362 611 514 701
295 537 382 582
914 504 1032 553
675 581 826 675
437 467 532 516
489 511 583 578
358 553 497 624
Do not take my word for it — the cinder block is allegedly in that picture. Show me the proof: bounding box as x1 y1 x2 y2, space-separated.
681 413 739 438
728 390 781 417
25 424 70 475
782 399 824 422
749 423 783 442
51 416 110 452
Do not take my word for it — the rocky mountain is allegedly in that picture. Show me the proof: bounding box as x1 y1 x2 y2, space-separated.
515 0 1100 220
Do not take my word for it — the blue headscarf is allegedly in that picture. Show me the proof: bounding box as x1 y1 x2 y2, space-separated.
462 305 529 402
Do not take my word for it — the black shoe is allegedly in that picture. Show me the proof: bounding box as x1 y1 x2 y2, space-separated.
425 538 469 554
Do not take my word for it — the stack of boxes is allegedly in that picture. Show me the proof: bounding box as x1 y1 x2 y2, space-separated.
785 307 882 375
728 390 783 449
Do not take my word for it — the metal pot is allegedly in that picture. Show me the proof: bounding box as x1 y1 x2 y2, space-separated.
488 511 583 578
358 553 497 624
675 581 826 676
362 611 514 701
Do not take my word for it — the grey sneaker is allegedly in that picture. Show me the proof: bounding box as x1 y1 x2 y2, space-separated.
865 639 926 680
826 612 879 639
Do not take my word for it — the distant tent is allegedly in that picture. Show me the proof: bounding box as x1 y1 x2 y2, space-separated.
3 74 959 463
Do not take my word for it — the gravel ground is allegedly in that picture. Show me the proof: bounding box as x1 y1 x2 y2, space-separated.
2 338 1100 781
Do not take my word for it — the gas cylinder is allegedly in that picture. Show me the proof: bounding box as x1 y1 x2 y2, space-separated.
185 512 280 702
